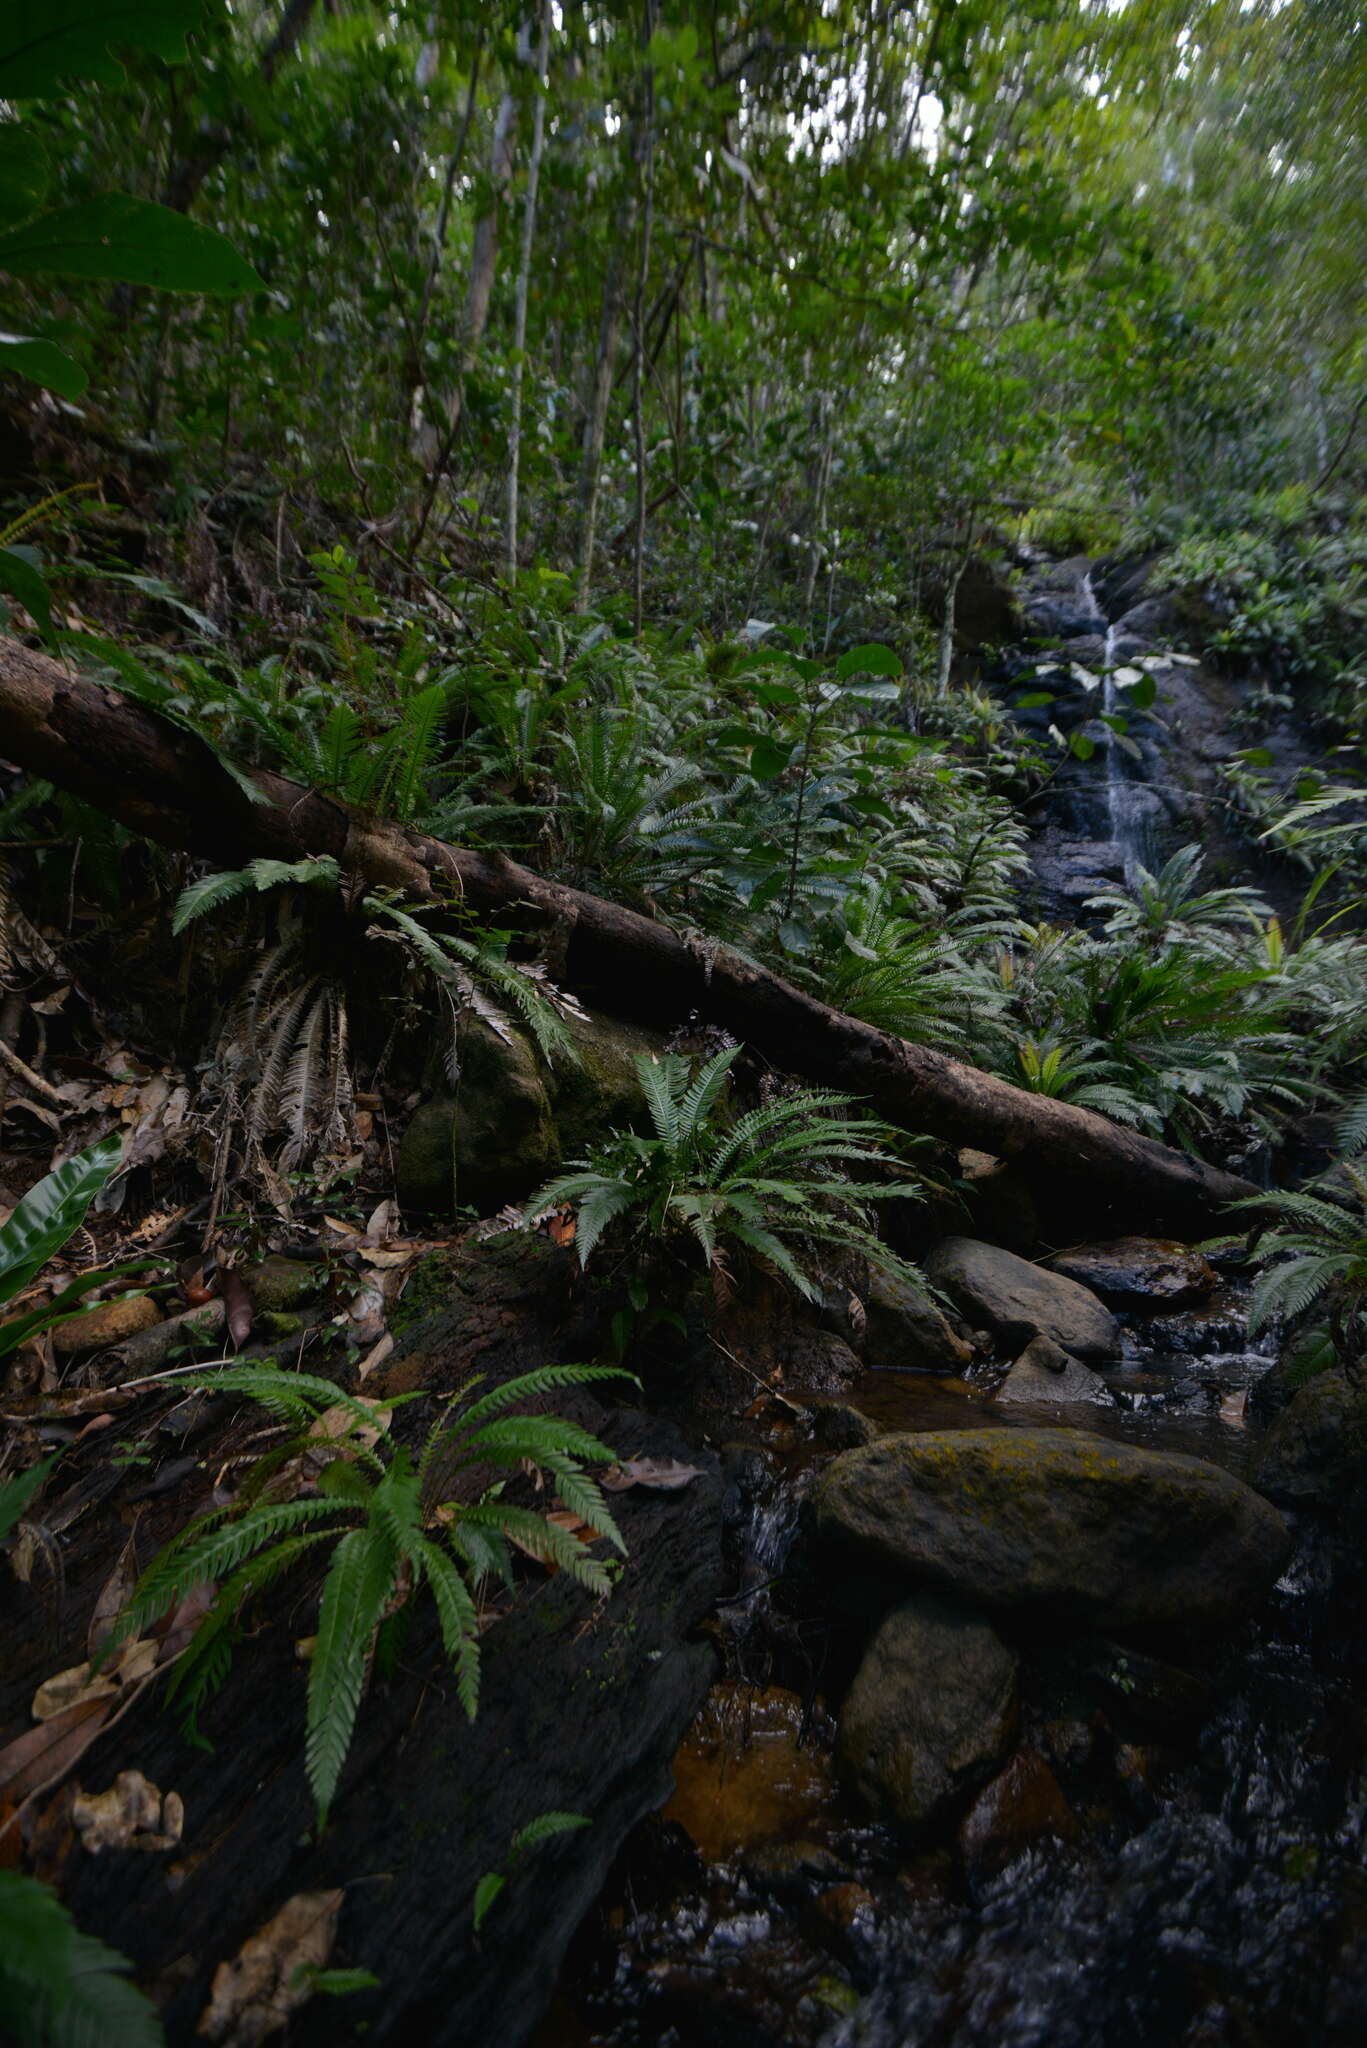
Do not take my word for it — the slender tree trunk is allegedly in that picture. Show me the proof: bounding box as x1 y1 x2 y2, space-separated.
630 5 657 633
936 539 971 698
166 0 319 214
506 6 551 583
574 225 631 609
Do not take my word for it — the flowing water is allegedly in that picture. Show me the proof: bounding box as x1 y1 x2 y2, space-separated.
1085 571 1153 880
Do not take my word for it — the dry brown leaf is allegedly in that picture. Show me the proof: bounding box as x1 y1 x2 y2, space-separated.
546 1508 599 1543
600 1457 704 1493
197 1888 344 2046
88 1532 140 1659
72 1769 184 1854
308 1400 391 1455
0 1695 113 1804
221 1270 255 1348
355 1332 394 1384
154 1582 218 1665
362 1196 399 1243
32 1638 157 1721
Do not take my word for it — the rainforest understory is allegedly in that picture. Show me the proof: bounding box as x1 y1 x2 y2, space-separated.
2 5 1367 2046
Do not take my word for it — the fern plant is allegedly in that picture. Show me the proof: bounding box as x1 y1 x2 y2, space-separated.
528 1045 928 1306
1225 1167 1367 1354
113 1363 628 1827
0 1874 162 2048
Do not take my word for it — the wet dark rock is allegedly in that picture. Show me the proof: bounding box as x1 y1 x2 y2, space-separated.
742 1839 849 1899
551 1005 668 1156
837 1591 1018 1829
993 1334 1107 1406
1143 1291 1252 1357
809 1401 881 1452
924 1236 1120 1361
952 556 1023 651
959 1750 1078 1882
814 1428 1291 1628
1045 1237 1218 1311
859 1266 974 1373
1249 1330 1338 1422
1083 1642 1215 1735
1253 1368 1367 1505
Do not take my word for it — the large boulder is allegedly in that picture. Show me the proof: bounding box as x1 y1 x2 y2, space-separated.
836 1591 1018 1828
924 1236 1120 1360
396 1015 559 1216
1045 1237 1217 1311
1253 1368 1367 1505
815 1428 1290 1628
860 1266 974 1373
549 1007 668 1157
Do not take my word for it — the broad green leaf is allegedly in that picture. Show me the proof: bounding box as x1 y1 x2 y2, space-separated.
835 642 902 680
1071 732 1096 761
1128 675 1157 710
0 1452 58 1543
0 2 206 96
0 1133 122 1303
748 737 790 780
0 544 54 639
471 1872 505 1932
0 332 86 397
0 196 261 294
0 127 48 229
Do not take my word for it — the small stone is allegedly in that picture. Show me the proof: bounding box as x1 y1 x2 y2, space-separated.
52 1293 161 1356
809 1401 880 1452
993 1335 1106 1406
958 1750 1078 1882
249 1256 323 1313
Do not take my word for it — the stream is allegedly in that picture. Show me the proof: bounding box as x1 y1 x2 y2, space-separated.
535 563 1367 2048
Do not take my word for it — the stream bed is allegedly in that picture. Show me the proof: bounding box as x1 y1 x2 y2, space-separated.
536 1272 1367 2048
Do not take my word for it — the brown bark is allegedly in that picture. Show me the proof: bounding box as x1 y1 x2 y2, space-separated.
0 634 1259 1227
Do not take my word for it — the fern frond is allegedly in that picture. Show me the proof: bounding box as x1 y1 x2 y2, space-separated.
306 1524 399 1827
412 1535 481 1719
459 1503 615 1595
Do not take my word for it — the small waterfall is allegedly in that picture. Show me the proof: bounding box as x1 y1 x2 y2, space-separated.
1086 572 1151 880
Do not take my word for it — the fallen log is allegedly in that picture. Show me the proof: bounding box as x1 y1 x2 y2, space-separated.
0 632 1259 1227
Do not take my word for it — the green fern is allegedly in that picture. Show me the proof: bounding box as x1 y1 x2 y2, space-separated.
1226 1171 1367 1348
528 1045 929 1307
0 1873 163 2047
117 1362 629 1828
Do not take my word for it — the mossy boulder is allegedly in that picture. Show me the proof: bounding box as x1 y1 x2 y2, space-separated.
837 1591 1018 1828
397 1015 559 1216
397 1005 667 1218
815 1428 1290 1629
548 1006 668 1156
1253 1369 1367 1505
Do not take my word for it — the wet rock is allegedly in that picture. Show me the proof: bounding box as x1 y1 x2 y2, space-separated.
860 1267 973 1373
837 1591 1018 1830
248 1255 324 1312
663 1684 838 1864
958 1750 1078 1882
742 1839 848 1899
993 1334 1106 1406
949 556 1023 652
1249 1329 1338 1422
923 1237 1120 1361
814 1428 1291 1628
1083 1642 1214 1735
956 1150 1041 1252
1253 1369 1367 1505
52 1292 161 1355
1044 1237 1217 1310
1114 1741 1185 1818
809 1401 880 1452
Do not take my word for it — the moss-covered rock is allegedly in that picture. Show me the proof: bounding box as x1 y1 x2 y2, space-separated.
1253 1368 1367 1505
815 1428 1290 1628
837 1591 1018 1828
397 1015 560 1216
548 1006 667 1157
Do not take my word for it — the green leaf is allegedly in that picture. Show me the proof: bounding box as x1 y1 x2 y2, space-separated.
0 1452 58 1544
0 332 86 397
0 1871 163 2048
1071 732 1096 761
0 3 205 96
1128 674 1157 710
0 1134 121 1304
471 1871 505 1933
835 642 902 680
0 128 48 230
0 544 54 639
1014 690 1055 708
0 196 261 294
748 737 790 781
